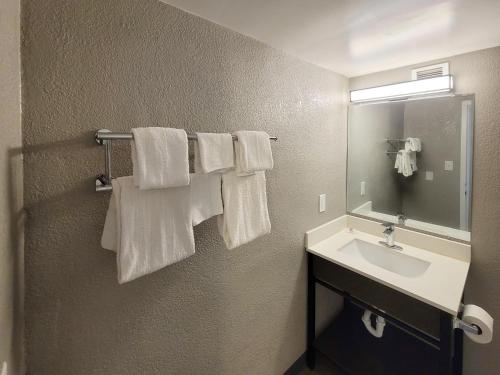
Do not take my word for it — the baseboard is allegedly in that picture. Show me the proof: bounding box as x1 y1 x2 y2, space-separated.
283 352 306 375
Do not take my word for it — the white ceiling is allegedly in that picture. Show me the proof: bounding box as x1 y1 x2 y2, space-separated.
159 0 500 77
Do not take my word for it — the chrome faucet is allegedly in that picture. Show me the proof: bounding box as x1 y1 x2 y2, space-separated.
379 222 403 250
397 213 407 225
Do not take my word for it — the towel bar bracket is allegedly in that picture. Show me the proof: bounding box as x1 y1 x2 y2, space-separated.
95 129 109 145
453 317 481 336
96 129 113 192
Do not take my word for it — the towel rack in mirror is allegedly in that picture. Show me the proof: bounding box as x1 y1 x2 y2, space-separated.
94 129 278 192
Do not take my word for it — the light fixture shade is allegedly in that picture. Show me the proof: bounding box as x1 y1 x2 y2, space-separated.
350 75 454 103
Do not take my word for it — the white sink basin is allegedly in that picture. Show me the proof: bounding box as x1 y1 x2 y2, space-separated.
338 239 430 277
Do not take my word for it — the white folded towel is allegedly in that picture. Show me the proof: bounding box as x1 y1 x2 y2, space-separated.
194 133 234 174
405 137 421 152
131 127 190 190
233 131 273 176
101 176 195 284
190 173 223 226
218 171 271 249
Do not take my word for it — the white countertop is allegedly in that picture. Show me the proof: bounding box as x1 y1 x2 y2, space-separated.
306 216 471 316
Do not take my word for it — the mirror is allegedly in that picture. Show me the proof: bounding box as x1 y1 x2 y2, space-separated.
347 95 474 242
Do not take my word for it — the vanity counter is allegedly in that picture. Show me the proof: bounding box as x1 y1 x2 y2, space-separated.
306 215 471 316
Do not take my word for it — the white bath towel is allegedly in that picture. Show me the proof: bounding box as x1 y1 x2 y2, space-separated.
101 176 195 284
395 137 421 177
100 173 222 281
218 171 271 249
394 150 415 177
131 127 190 190
233 131 273 176
190 173 223 226
194 133 234 174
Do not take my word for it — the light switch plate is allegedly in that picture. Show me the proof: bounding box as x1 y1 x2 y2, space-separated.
319 194 326 213
360 181 366 196
444 160 454 171
1 361 7 375
425 171 434 181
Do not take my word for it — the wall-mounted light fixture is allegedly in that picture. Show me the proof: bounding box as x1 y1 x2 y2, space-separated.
350 75 454 103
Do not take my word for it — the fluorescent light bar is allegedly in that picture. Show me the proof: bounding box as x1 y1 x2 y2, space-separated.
350 75 453 103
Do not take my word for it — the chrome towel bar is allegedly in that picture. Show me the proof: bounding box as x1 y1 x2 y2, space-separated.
96 130 278 143
94 129 278 192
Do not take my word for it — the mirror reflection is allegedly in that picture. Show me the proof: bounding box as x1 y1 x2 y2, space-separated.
347 95 474 241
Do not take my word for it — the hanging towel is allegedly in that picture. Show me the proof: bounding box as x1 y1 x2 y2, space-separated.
194 133 234 174
101 192 118 251
405 137 421 152
218 171 271 249
233 131 273 176
394 151 402 173
131 127 190 190
394 150 414 177
403 138 421 172
190 173 223 226
101 176 195 284
101 174 222 247
409 151 418 172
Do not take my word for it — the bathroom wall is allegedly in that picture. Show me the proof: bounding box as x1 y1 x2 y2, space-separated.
347 102 404 214
0 0 24 374
350 46 500 375
21 0 347 374
401 96 465 228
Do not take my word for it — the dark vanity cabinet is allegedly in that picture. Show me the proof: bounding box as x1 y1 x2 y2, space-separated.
307 253 463 375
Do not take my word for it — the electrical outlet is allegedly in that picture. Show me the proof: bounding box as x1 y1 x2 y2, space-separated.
444 160 454 171
319 194 326 213
425 171 434 181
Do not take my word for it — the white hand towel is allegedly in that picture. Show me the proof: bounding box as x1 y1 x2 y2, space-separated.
131 127 190 190
194 133 234 174
405 137 421 152
190 173 223 226
218 171 271 249
233 131 273 176
101 176 195 284
409 151 418 172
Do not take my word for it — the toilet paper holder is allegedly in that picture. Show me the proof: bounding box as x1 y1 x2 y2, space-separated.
453 317 481 335
453 303 481 336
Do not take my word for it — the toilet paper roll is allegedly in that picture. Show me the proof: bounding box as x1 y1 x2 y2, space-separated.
462 304 494 344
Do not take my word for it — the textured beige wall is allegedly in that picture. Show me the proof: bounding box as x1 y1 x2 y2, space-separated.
0 0 24 373
21 0 347 374
350 46 500 375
